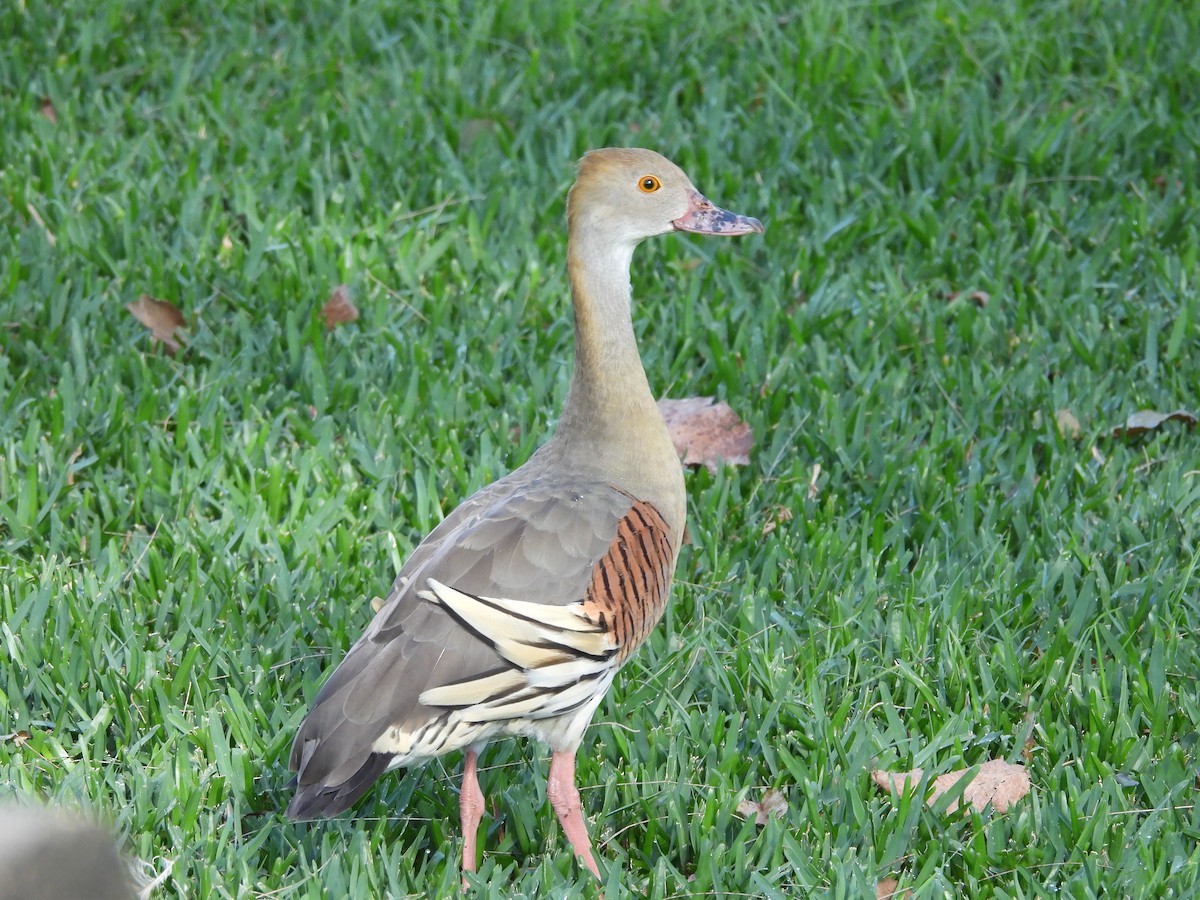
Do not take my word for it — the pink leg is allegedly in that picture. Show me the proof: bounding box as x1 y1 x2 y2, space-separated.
460 749 485 881
547 750 600 878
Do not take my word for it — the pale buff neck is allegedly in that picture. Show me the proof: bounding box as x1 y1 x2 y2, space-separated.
560 233 650 425
537 221 686 534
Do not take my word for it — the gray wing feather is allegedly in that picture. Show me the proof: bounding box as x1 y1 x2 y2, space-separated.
287 469 636 818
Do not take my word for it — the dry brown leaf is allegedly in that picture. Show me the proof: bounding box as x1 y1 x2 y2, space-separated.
1 730 32 748
1055 409 1082 440
1022 736 1037 764
761 505 793 537
946 289 990 308
876 877 912 899
1151 174 1182 195
127 294 186 354
322 284 358 329
872 767 923 795
735 787 788 826
872 759 1030 814
40 97 58 123
1111 408 1197 439
657 397 753 474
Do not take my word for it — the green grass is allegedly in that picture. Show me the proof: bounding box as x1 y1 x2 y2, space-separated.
2 0 1199 896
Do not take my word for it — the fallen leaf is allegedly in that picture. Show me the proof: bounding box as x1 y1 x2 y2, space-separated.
2 730 32 747
657 397 753 474
946 289 990 308
736 787 787 826
1111 408 1197 439
322 284 358 329
872 759 1030 814
761 505 793 537
808 462 822 499
126 294 186 354
872 767 923 795
1055 409 1082 440
1151 174 1182 195
1022 736 1037 763
876 877 912 899
40 97 58 123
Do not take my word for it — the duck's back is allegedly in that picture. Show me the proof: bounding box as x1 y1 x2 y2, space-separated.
287 457 678 819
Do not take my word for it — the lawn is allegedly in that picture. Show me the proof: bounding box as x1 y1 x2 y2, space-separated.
2 0 1199 896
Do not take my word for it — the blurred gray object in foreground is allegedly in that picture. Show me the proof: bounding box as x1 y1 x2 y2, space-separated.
0 805 133 900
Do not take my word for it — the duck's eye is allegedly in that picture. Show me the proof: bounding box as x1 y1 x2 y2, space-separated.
638 175 661 193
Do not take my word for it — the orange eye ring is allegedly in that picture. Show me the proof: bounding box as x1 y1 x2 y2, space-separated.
638 175 661 193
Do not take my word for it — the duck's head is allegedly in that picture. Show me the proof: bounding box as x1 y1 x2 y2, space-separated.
567 148 764 248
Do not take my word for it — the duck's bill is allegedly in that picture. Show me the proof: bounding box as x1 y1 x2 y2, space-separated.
673 190 764 236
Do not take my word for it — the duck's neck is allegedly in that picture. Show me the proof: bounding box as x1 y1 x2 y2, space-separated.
542 226 684 528
561 233 651 424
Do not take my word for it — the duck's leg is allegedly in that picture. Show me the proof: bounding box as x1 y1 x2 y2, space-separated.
547 750 600 878
460 749 485 878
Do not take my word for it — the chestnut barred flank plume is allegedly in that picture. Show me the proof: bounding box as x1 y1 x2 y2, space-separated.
581 500 674 664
